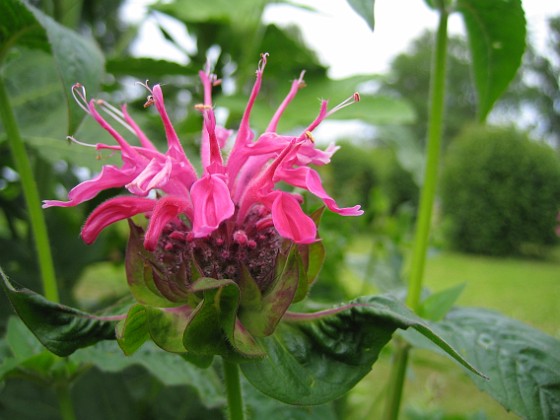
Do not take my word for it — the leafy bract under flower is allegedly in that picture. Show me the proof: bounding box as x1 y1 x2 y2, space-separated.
44 53 362 249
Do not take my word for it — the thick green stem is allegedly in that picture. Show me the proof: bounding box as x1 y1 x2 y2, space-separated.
223 359 244 420
0 77 59 303
56 383 77 420
383 7 449 420
407 6 449 312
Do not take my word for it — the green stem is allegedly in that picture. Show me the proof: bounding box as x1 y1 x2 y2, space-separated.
382 340 410 420
382 6 449 420
406 6 449 312
0 76 60 303
223 359 244 420
56 382 77 420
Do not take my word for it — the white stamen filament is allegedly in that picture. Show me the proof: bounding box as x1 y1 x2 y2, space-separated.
96 100 136 136
67 136 96 148
71 83 91 114
326 92 361 117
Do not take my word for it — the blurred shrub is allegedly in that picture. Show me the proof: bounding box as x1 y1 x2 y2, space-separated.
327 141 418 219
441 125 560 256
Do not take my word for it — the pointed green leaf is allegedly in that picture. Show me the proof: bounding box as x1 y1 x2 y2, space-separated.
419 283 465 321
346 0 375 31
0 268 117 356
27 6 104 133
242 294 484 405
0 0 104 134
0 0 49 56
404 308 560 419
456 0 526 120
116 304 149 355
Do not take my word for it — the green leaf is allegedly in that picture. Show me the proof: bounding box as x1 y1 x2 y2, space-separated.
145 305 192 353
0 1 104 134
106 57 196 78
0 317 56 380
71 341 225 408
27 6 105 133
0 0 49 56
185 278 264 359
239 245 302 337
455 0 526 120
24 136 120 171
116 304 149 355
419 283 465 321
242 294 484 405
404 308 560 420
0 267 117 356
346 0 375 31
125 221 181 308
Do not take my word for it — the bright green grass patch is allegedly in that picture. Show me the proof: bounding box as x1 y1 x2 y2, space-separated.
423 250 560 337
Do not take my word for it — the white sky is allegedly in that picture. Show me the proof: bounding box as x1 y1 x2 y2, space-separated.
125 0 560 78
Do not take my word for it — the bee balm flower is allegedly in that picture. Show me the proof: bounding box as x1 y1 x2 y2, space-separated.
44 54 362 358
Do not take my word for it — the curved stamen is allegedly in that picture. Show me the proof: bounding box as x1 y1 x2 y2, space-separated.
326 92 361 117
71 83 91 114
67 135 96 148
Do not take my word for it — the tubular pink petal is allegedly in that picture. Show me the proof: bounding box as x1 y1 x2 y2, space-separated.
144 195 193 251
121 104 157 150
297 100 329 140
269 191 316 244
275 166 363 216
43 165 137 208
151 85 185 155
191 174 235 238
236 140 300 223
81 197 156 244
227 53 268 183
266 70 306 133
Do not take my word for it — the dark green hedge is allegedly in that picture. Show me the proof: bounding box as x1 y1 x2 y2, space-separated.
441 125 560 256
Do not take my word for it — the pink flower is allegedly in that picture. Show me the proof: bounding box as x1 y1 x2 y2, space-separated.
44 53 362 251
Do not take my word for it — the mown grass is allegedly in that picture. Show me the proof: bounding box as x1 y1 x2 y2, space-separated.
424 249 560 337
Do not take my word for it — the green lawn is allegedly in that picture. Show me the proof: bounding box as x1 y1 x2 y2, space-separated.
424 249 560 337
343 243 560 419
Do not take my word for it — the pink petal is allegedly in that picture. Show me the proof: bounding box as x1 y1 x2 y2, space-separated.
190 174 234 238
43 165 137 208
227 54 267 183
275 166 363 216
144 195 193 251
81 197 156 244
126 157 173 196
268 191 316 244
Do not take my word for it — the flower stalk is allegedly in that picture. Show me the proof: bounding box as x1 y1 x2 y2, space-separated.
384 4 449 419
0 75 59 303
223 360 245 420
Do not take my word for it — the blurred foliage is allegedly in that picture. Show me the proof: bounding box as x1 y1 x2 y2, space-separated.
441 124 560 256
379 31 477 147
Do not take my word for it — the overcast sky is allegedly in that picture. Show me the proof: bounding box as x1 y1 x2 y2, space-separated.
263 0 560 78
125 0 560 78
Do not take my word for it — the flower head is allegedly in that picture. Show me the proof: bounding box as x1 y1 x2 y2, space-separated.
44 54 362 358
